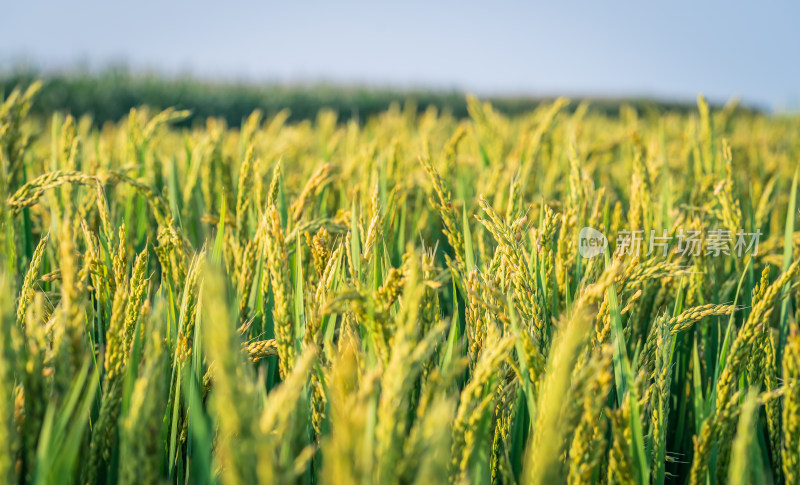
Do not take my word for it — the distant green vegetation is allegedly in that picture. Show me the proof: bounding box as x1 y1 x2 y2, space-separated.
0 69 726 126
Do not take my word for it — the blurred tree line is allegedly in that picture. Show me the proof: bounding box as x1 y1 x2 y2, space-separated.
2 68 735 127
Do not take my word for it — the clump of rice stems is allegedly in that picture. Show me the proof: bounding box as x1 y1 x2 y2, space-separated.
86 250 149 482
85 287 130 484
747 310 782 476
628 141 652 234
691 259 800 483
291 162 333 222
140 107 191 141
420 156 466 273
109 170 190 273
783 326 800 482
235 144 255 242
178 252 204 360
649 314 673 479
308 226 332 280
321 331 376 484
124 249 149 346
111 223 128 291
754 175 778 230
305 240 342 436
362 181 383 263
267 159 282 208
490 370 519 485
201 263 260 485
1 81 42 187
714 139 743 238
78 219 103 295
465 271 487 369
419 247 442 353
567 345 613 484
322 261 407 365
118 305 168 485
0 273 18 485
242 211 271 310
477 195 545 337
398 396 455 485
536 204 561 303
466 95 508 167
93 181 115 250
105 172 169 225
375 256 448 483
17 291 49 481
441 122 468 176
519 97 569 191
155 224 190 283
55 218 86 382
526 305 592 485
265 204 296 377
236 240 257 322
308 241 342 343
88 248 147 482
505 169 523 221
606 403 635 484
451 335 514 482
590 262 636 349
257 347 318 483
728 391 761 485
690 387 740 485
240 109 263 148
566 139 585 212
555 206 577 296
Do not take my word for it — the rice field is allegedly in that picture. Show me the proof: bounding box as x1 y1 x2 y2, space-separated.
1 82 799 484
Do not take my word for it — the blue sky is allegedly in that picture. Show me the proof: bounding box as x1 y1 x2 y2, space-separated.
2 1 798 110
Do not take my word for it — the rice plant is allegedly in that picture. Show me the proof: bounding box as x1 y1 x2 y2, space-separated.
1 84 799 484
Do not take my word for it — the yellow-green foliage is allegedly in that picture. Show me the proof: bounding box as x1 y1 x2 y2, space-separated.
0 84 799 485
